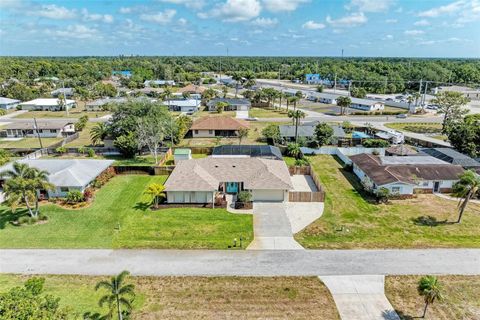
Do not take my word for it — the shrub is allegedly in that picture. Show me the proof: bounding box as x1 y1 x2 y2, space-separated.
294 158 309 166
83 187 94 200
66 190 85 204
87 148 95 157
237 191 252 203
362 139 390 148
78 146 86 154
55 146 67 154
92 167 116 188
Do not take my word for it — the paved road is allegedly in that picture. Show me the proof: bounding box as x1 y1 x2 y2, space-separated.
1 249 479 276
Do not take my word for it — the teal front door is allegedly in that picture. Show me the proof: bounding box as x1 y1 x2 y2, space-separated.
226 182 238 194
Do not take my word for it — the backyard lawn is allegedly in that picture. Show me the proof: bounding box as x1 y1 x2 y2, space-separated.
295 155 480 249
64 122 96 147
0 137 62 148
249 107 288 118
0 175 252 249
13 102 110 119
386 275 480 320
0 275 339 319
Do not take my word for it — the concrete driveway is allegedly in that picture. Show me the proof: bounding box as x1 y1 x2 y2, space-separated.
236 110 249 119
247 202 304 250
320 275 400 320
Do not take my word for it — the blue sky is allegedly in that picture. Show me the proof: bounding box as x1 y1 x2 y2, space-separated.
0 0 479 57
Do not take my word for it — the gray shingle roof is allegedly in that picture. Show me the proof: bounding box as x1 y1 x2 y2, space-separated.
420 148 480 168
165 157 292 191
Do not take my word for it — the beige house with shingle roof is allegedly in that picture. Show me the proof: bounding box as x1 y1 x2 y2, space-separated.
165 157 293 204
189 116 249 138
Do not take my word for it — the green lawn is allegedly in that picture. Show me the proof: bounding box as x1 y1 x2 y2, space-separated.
249 107 288 118
295 155 480 249
0 175 253 249
0 137 63 148
0 275 339 319
64 122 96 147
385 122 443 134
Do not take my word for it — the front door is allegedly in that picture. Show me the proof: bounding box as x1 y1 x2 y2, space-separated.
226 182 238 194
433 181 440 193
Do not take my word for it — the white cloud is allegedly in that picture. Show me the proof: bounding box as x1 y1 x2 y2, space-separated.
251 17 278 27
81 9 114 23
198 0 261 22
326 12 367 27
302 20 326 30
46 24 98 39
404 29 424 35
159 0 206 10
177 18 188 26
385 19 397 23
414 19 430 26
140 9 177 24
385 34 394 39
33 4 76 20
418 0 464 17
262 0 309 12
345 0 394 12
119 7 132 14
0 0 24 9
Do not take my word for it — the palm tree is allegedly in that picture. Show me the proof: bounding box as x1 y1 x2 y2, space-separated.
182 92 191 100
453 170 480 223
288 110 306 143
232 72 243 97
417 275 443 318
243 71 256 89
162 87 173 111
413 92 421 108
90 122 108 146
288 96 299 111
407 95 414 112
336 96 352 115
215 101 228 113
287 142 301 159
238 128 249 145
222 85 228 98
95 271 135 320
144 183 166 207
30 168 54 215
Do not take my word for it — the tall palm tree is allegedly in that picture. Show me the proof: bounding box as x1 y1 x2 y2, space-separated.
453 170 480 223
336 96 352 115
30 168 54 215
407 96 414 112
1 162 36 217
144 183 166 207
162 87 173 111
95 271 135 320
90 122 108 146
288 110 306 143
417 275 443 318
232 72 243 97
222 85 228 98
238 128 249 145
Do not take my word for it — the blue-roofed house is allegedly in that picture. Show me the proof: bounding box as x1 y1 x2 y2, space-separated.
112 70 132 78
305 74 321 84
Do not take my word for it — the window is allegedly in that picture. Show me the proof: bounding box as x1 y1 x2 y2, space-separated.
391 186 401 194
50 129 57 133
209 130 213 134
422 181 429 186
60 187 69 192
194 130 199 134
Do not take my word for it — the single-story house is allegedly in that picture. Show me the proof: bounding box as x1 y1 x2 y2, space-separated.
0 97 21 110
165 99 201 113
279 122 346 144
212 145 283 160
144 80 175 87
350 98 384 111
18 98 76 111
420 148 480 172
174 148 192 163
385 145 418 156
207 98 251 111
282 89 304 97
85 97 155 111
189 116 249 138
177 84 207 95
51 88 74 98
350 153 464 195
306 92 338 104
433 85 480 101
2 120 76 138
164 157 293 204
0 159 114 198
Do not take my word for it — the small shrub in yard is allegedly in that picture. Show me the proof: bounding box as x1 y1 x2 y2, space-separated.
87 148 95 157
17 214 48 226
83 187 94 200
78 146 86 154
294 158 310 166
92 167 116 188
237 191 252 203
55 146 67 154
66 190 85 204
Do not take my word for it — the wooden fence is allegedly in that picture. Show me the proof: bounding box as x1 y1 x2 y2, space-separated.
288 165 326 203
113 166 154 175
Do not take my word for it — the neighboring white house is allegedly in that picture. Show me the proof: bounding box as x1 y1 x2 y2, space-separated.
433 85 480 101
144 80 175 87
85 97 155 111
18 98 76 111
165 157 293 204
2 120 76 138
306 92 338 104
207 98 251 111
173 148 192 164
51 88 74 98
0 159 114 198
0 97 21 110
350 98 384 111
350 153 464 195
375 130 405 144
165 99 201 113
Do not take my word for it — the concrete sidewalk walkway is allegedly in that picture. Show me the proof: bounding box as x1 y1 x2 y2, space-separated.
320 275 399 320
1 249 480 276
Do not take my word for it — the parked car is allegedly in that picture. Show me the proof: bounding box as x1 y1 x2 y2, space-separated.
396 114 408 119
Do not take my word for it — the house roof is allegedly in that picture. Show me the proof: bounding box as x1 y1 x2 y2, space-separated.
207 98 251 106
51 88 74 95
350 153 464 186
212 145 283 160
165 157 292 191
386 145 418 156
177 84 207 94
190 116 248 130
165 99 200 108
18 98 76 106
2 120 75 130
0 159 114 188
420 148 480 168
0 97 21 105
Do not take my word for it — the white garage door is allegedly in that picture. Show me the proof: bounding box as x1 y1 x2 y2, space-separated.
253 189 284 202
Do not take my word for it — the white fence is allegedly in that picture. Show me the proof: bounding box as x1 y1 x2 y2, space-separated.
300 146 385 165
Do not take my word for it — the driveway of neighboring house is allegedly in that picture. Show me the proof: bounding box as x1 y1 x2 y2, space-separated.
236 110 249 119
319 275 400 320
247 202 304 250
291 175 318 192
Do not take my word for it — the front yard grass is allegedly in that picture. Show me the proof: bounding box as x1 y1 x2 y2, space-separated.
0 275 339 319
386 275 480 320
249 107 288 118
295 155 480 249
0 174 253 249
0 137 63 148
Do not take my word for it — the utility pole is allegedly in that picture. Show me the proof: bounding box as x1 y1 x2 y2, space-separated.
62 80 69 116
423 81 429 106
33 117 43 149
334 73 337 93
348 80 352 96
